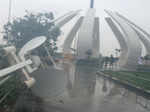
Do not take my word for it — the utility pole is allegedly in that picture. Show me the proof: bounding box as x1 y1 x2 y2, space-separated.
8 0 12 44
90 0 94 8
8 0 12 22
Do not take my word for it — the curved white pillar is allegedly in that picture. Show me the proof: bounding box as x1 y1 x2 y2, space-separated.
55 10 81 28
49 10 81 33
116 12 150 55
63 17 84 53
132 27 150 55
116 12 150 39
105 17 128 68
105 10 142 70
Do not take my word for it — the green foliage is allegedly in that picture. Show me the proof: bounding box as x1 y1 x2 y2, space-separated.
0 73 24 107
0 46 9 69
144 54 150 60
103 71 150 91
3 11 61 54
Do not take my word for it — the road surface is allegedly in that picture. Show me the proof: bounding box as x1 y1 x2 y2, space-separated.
29 65 150 112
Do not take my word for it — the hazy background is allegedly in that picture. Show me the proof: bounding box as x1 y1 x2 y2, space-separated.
0 0 150 56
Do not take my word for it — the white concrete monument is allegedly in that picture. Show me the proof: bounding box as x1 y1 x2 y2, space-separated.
105 10 142 70
63 0 100 60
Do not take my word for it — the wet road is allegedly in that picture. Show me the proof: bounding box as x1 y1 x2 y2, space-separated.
31 64 150 112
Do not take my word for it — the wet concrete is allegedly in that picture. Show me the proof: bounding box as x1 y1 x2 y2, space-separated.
31 67 67 99
29 64 150 112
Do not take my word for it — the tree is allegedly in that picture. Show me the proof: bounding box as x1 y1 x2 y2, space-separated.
144 54 150 60
115 48 121 57
3 11 61 56
144 54 150 65
0 12 61 107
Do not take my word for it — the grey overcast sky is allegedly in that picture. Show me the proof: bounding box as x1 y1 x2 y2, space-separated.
0 0 150 56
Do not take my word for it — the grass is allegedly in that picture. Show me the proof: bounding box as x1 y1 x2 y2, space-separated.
103 70 150 91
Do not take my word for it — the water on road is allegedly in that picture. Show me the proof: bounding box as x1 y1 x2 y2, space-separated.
30 64 150 112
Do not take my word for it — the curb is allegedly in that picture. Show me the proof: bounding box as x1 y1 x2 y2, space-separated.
96 71 150 100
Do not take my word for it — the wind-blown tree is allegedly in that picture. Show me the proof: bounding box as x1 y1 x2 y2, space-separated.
3 11 61 56
0 11 61 108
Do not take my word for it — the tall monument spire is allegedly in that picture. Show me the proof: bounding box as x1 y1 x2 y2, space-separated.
90 0 94 8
